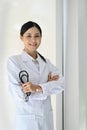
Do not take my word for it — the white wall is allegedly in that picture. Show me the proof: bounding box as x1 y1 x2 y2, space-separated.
0 0 60 130
64 0 79 130
79 0 87 129
63 0 87 130
56 0 63 130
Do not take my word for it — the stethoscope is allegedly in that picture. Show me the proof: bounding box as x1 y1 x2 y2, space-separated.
19 70 31 102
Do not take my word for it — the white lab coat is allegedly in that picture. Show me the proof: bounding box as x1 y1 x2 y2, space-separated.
7 50 64 130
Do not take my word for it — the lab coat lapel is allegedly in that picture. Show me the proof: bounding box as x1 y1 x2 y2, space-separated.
21 51 46 74
21 51 39 73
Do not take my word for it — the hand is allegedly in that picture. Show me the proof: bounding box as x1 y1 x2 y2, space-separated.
47 72 59 82
21 82 42 93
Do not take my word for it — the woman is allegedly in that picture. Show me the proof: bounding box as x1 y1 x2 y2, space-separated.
7 21 64 130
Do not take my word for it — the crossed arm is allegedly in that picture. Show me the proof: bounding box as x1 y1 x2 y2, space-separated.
21 73 59 94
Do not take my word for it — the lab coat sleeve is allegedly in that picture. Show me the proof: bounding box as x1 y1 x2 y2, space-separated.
7 57 47 101
39 59 64 96
7 57 24 102
30 59 64 100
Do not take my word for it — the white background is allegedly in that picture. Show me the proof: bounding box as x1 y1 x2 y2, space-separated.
0 0 63 130
1 0 87 130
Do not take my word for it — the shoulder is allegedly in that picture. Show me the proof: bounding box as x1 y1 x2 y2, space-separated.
45 58 52 64
7 54 22 65
37 52 51 64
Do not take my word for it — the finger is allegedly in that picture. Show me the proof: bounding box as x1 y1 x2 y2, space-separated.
52 76 59 80
52 75 58 79
22 87 30 93
22 82 30 87
48 72 52 80
53 75 59 78
52 77 58 80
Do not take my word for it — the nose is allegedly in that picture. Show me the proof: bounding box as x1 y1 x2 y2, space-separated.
31 37 36 42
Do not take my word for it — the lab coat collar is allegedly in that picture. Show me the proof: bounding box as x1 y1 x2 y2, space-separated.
21 50 38 61
21 50 46 74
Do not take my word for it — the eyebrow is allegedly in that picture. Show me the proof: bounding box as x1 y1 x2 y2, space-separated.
26 33 40 35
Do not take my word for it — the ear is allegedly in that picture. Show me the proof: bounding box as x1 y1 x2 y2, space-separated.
20 35 23 41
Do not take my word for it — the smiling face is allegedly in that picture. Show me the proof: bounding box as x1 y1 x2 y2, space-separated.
20 26 42 54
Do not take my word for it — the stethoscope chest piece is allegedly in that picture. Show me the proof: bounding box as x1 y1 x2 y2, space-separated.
19 70 31 102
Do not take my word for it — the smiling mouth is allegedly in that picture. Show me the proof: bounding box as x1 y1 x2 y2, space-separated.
29 44 37 47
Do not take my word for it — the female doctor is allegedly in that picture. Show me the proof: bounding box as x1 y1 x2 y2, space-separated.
7 21 64 130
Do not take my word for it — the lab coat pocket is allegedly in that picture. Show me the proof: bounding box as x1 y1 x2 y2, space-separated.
14 114 36 130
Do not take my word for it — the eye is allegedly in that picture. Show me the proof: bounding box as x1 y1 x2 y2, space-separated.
27 35 31 37
35 35 40 38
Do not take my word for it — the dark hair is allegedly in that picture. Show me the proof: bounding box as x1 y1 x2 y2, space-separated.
37 52 46 63
20 21 42 36
20 21 46 63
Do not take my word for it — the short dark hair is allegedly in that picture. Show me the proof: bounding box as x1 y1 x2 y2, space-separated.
20 21 42 36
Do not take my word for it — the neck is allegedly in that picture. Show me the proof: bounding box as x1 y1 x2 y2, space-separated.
24 49 37 59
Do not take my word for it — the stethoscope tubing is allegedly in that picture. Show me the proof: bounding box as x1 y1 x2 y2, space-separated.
19 70 31 100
